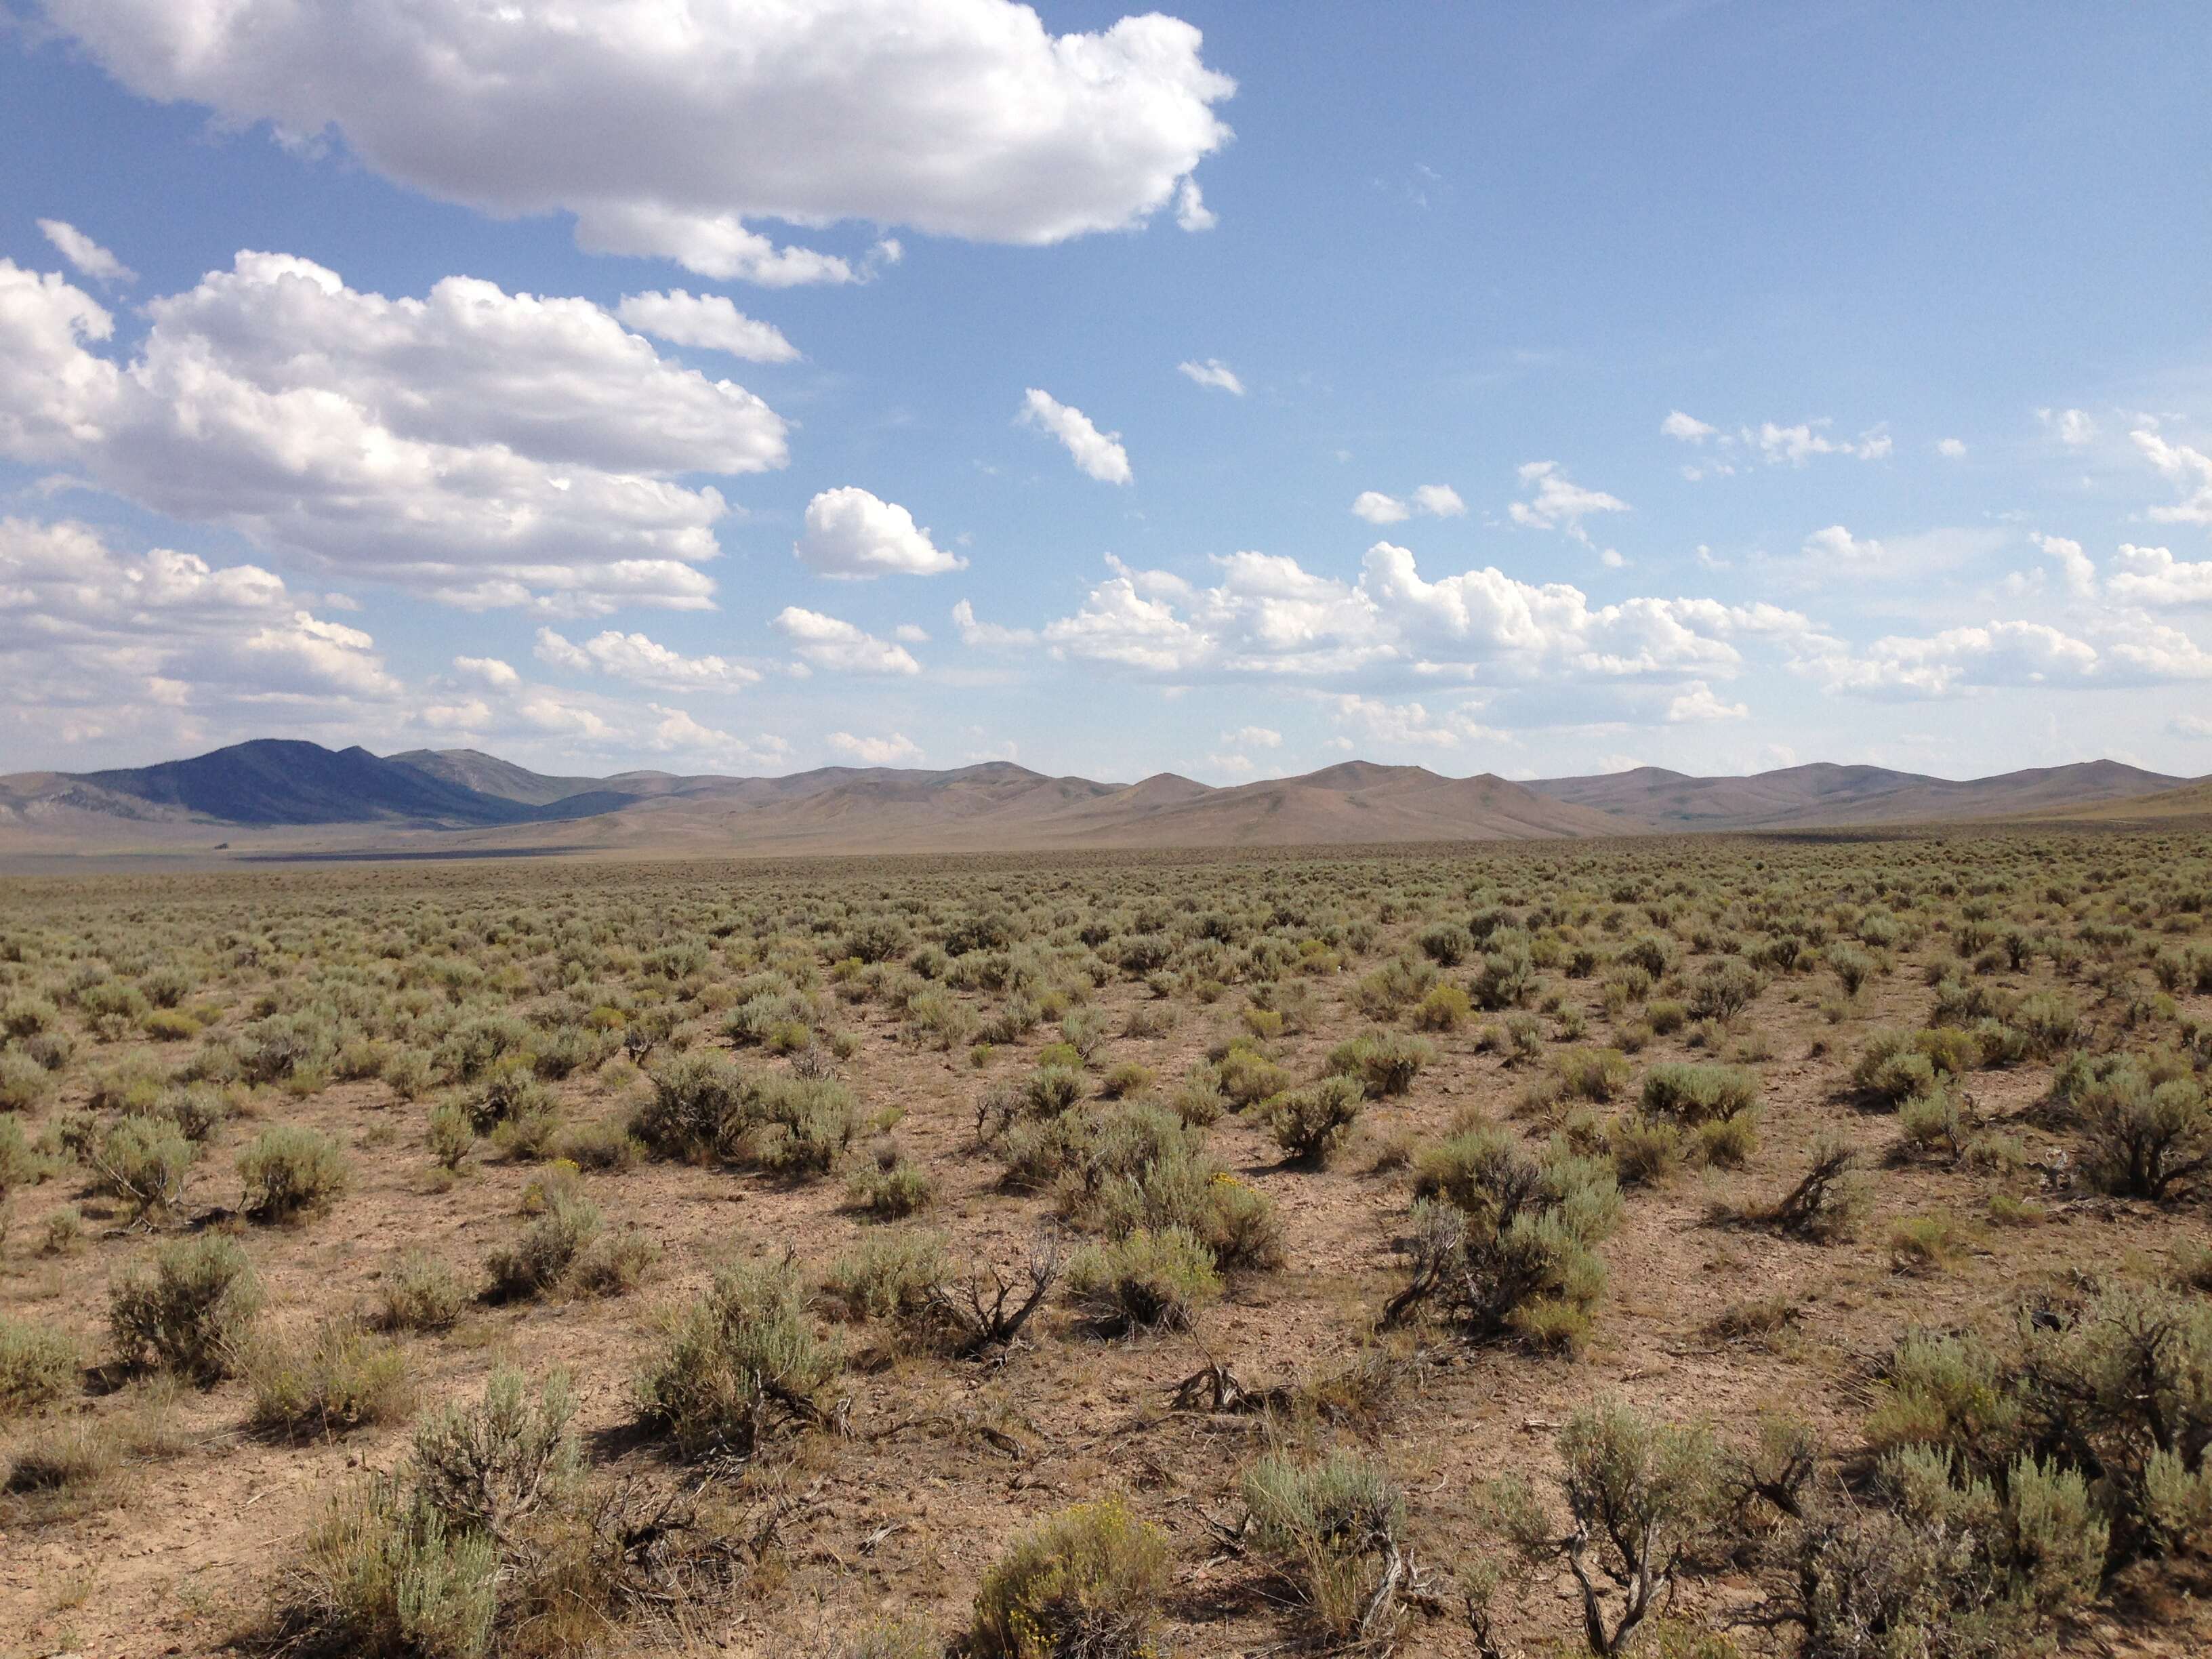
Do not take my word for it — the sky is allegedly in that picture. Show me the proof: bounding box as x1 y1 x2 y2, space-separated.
2 1 2209 787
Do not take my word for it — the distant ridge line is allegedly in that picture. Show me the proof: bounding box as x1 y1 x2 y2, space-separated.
0 739 2199 857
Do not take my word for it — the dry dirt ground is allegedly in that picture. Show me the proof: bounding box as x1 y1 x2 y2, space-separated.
2 836 2210 1658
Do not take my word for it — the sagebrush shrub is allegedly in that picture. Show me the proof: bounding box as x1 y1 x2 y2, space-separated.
1065 1227 1220 1334
1242 1449 1408 1643
238 1124 351 1221
110 1235 263 1383
0 1314 77 1416
250 1322 413 1438
1265 1076 1364 1164
636 1259 842 1456
971 1498 1170 1659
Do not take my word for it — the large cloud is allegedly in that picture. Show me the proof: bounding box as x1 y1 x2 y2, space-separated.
0 516 396 754
794 487 964 578
532 626 761 690
1032 543 1823 684
0 253 787 612
771 606 921 674
2108 544 2212 608
41 0 1235 280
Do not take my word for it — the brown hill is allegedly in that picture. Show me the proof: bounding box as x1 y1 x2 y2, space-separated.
1527 759 2188 830
2024 778 2212 823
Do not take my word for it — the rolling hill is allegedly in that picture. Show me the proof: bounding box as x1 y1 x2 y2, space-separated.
0 741 2202 859
1524 759 2189 830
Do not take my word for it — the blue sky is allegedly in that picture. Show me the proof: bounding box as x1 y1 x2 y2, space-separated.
3 1 2209 784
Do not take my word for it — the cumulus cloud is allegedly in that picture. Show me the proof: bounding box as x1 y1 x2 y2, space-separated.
2133 429 2212 526
2033 533 2099 599
1509 462 1628 546
772 607 921 674
1353 483 1463 525
794 487 964 578
44 0 1235 279
1019 388 1132 484
1936 437 1967 458
1320 692 1494 750
0 516 395 756
1664 682 1748 722
828 730 924 765
37 218 135 284
1038 543 1822 687
0 253 788 613
1176 357 1243 394
1221 724 1282 747
532 626 760 690
451 655 519 689
1802 525 1885 565
1804 621 2106 699
951 598 1038 647
615 289 798 362
2108 544 2212 608
1660 410 1716 443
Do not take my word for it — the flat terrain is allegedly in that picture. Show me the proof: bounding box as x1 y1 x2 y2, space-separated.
2 833 2211 1657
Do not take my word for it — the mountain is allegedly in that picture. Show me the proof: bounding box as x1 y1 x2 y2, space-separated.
2028 778 2212 823
385 747 628 808
73 740 548 826
1525 759 2190 831
1 741 2201 859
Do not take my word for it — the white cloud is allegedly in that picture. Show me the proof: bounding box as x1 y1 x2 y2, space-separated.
828 731 924 765
45 0 1235 280
1664 682 1748 722
1173 178 1218 232
772 607 921 674
1805 621 2104 700
1670 414 1889 475
893 623 930 643
615 289 798 362
1221 725 1282 747
644 704 787 769
1320 692 1492 750
1935 437 1967 459
0 253 788 613
794 486 964 578
37 219 135 284
1749 421 1891 465
2108 544 2212 608
1205 752 1255 775
1176 357 1243 395
0 516 396 756
951 598 1038 647
1019 388 1132 484
2032 533 2099 599
533 626 760 690
2173 714 2212 739
1801 525 1885 565
2133 429 2212 526
1353 483 1464 525
1038 543 1822 687
2041 407 2098 449
451 655 519 689
1508 461 1628 546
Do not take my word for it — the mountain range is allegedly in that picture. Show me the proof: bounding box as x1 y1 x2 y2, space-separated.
0 740 2201 859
